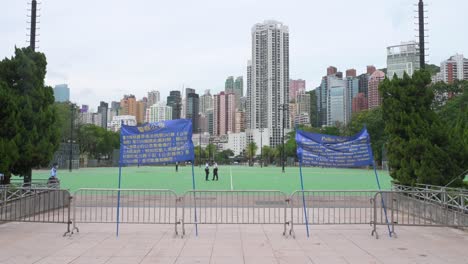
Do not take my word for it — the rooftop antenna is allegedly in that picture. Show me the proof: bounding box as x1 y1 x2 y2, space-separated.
415 0 429 69
27 0 40 51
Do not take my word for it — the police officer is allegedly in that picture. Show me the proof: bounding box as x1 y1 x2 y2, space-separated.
205 162 210 181
212 162 219 181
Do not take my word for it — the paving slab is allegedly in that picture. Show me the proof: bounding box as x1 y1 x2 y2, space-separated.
0 222 467 264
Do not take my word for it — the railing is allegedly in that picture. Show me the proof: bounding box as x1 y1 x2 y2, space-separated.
72 188 180 235
181 190 289 236
392 183 468 213
2 186 467 238
8 179 53 189
0 187 72 236
372 191 468 239
288 191 379 238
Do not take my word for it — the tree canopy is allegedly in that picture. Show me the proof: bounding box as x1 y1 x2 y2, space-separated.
380 70 465 186
0 47 60 183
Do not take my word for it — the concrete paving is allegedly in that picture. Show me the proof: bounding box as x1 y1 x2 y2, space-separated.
0 222 467 264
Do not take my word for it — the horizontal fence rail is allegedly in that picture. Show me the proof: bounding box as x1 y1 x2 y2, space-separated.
288 191 380 237
392 184 468 213
181 190 289 236
72 188 179 234
0 187 72 235
372 191 468 239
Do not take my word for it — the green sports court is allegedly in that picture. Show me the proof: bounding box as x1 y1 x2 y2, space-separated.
30 165 392 194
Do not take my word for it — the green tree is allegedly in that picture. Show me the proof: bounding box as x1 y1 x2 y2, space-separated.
216 149 234 164
55 102 80 143
307 90 319 127
0 82 20 184
0 48 60 183
206 143 216 161
261 146 276 165
245 142 258 166
380 71 463 186
78 124 119 160
347 107 386 165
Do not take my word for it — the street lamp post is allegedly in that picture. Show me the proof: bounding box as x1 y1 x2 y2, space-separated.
260 128 263 168
69 103 75 172
279 104 288 173
198 128 202 167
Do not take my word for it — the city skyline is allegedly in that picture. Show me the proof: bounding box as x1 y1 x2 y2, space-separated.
1 0 468 108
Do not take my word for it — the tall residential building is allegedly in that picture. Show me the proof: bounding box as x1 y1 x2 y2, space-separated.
213 92 236 136
289 79 306 102
199 113 208 133
358 73 370 98
136 98 147 124
225 76 235 93
289 103 296 128
146 102 172 123
346 69 357 78
120 95 137 117
185 88 199 131
368 70 385 109
440 54 468 83
352 92 368 113
345 77 359 124
296 92 310 116
234 76 243 109
147 90 160 106
317 67 342 127
367 65 376 75
246 61 253 129
167 90 182 120
53 84 70 102
239 97 247 112
327 66 338 76
199 89 213 115
97 101 109 129
108 115 137 132
235 110 245 133
248 20 289 147
327 77 346 126
206 109 214 135
386 41 420 79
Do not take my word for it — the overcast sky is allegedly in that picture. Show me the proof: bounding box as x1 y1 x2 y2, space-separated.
1 0 467 109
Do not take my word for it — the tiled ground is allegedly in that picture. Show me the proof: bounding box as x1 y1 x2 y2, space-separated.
0 222 467 264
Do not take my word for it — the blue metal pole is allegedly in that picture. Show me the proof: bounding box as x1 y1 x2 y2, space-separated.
116 163 122 237
373 162 392 237
191 162 198 236
299 160 310 238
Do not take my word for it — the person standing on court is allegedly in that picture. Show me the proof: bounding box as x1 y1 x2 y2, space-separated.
205 162 210 181
175 161 179 172
50 163 58 179
212 162 219 181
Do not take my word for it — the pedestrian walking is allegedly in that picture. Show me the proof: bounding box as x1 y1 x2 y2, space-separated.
205 162 210 181
212 162 219 181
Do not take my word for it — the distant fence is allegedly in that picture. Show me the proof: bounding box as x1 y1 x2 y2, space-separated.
0 187 72 235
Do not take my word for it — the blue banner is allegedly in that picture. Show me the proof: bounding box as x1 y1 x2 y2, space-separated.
120 119 194 165
296 128 374 167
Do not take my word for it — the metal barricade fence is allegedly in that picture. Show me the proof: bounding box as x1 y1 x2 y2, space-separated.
288 191 379 238
181 190 289 236
372 191 468 239
72 188 180 235
0 187 72 235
